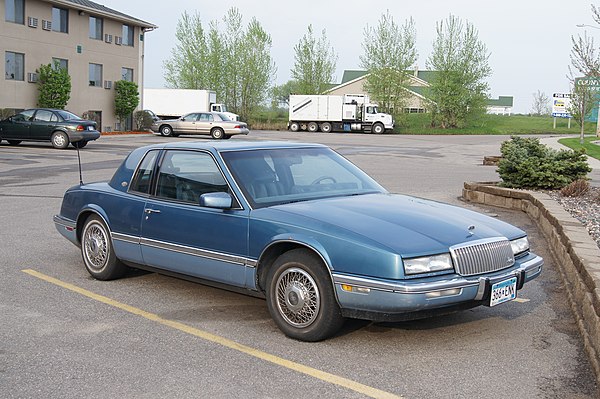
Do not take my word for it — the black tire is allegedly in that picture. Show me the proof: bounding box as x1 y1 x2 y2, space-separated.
289 122 300 132
72 141 88 148
266 249 344 341
320 122 332 133
211 127 225 139
307 122 319 133
80 215 127 281
160 125 173 137
7 140 22 146
372 122 385 134
51 132 69 149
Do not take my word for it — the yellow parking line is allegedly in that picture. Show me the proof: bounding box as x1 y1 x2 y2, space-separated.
514 298 530 303
22 269 402 399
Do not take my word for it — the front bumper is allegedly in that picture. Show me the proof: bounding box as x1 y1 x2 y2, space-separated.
332 253 543 322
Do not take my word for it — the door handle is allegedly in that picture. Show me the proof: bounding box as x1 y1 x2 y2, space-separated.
144 208 161 214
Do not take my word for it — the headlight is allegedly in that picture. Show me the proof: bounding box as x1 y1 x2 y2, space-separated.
404 253 453 275
510 237 530 255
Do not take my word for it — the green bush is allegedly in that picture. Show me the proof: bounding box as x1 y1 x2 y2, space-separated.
497 136 591 189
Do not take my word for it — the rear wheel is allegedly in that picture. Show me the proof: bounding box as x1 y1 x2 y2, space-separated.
266 249 344 341
320 122 332 133
211 127 224 139
7 140 22 146
51 132 69 149
307 122 319 133
81 215 127 280
372 122 385 134
289 121 300 132
160 125 173 137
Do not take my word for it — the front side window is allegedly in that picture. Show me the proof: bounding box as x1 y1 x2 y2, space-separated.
181 113 198 122
89 16 103 40
89 63 102 87
155 151 229 204
52 58 68 72
130 150 158 195
5 51 24 81
13 109 35 121
52 7 68 33
121 67 133 82
5 0 24 24
122 24 134 46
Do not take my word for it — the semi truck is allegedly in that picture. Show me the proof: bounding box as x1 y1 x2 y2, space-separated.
143 89 239 121
288 94 394 134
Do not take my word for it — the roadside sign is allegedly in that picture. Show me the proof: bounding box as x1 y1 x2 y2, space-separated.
552 93 571 118
574 77 600 122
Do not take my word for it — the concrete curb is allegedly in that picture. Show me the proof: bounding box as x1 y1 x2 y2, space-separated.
463 182 600 383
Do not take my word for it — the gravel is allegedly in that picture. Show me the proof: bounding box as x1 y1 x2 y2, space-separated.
547 187 600 249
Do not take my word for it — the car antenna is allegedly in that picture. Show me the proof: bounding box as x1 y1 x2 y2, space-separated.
76 144 84 185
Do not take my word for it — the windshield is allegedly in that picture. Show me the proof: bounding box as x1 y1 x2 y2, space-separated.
222 147 386 208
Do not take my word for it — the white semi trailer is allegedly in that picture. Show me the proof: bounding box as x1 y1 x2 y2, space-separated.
143 89 239 121
288 94 394 134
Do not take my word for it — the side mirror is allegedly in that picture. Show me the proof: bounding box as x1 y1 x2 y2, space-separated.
199 192 233 209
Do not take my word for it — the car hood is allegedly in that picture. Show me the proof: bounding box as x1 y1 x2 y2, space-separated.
260 193 524 257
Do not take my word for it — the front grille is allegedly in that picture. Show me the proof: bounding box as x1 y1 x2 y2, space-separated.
450 238 514 276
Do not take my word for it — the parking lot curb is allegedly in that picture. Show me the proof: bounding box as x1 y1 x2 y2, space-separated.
463 182 600 383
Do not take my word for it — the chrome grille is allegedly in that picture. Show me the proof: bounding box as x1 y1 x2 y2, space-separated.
450 238 514 276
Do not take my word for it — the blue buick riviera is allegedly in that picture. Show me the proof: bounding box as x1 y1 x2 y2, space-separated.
54 141 543 341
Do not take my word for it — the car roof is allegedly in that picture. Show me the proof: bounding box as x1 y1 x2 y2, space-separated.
139 141 327 153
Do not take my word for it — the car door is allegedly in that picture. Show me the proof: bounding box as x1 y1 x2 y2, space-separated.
2 109 35 139
30 109 57 140
196 113 214 135
140 149 250 287
173 113 199 135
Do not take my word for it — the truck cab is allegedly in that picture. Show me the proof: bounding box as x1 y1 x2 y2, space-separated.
210 104 239 121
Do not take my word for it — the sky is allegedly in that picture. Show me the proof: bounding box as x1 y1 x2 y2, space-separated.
99 0 595 114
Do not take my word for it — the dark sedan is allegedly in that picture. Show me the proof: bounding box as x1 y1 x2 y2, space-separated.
0 108 100 149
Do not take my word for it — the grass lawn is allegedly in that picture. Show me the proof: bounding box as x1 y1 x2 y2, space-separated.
558 135 600 160
398 114 596 135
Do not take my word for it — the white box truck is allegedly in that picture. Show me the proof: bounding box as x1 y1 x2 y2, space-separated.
288 94 394 134
143 89 239 121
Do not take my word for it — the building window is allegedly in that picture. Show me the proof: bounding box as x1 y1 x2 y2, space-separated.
121 67 133 82
52 58 68 72
89 63 102 86
5 0 24 24
52 7 68 33
5 51 24 81
122 24 134 46
89 16 103 40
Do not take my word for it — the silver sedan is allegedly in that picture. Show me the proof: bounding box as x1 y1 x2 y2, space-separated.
151 112 250 139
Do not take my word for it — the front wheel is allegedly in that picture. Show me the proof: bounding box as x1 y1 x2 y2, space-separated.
160 125 173 137
51 132 69 149
81 215 127 280
372 123 385 134
266 249 344 341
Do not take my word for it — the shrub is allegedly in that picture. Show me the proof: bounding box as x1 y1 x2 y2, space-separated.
497 136 591 189
133 110 154 131
560 179 590 197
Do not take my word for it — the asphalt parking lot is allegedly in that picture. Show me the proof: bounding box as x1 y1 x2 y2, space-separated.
1 131 598 398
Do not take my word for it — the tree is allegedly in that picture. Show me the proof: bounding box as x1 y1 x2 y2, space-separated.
163 8 276 121
530 90 551 116
569 82 595 144
359 12 417 117
291 25 337 95
271 80 299 108
36 61 71 109
426 15 491 128
114 80 139 130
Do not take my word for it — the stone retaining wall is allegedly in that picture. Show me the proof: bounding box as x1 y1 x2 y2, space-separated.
463 182 600 383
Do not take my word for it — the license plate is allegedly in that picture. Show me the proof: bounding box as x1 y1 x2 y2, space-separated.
87 126 94 131
490 277 517 307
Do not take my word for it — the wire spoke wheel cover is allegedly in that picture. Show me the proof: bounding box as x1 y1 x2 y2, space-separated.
275 267 320 327
83 223 109 271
